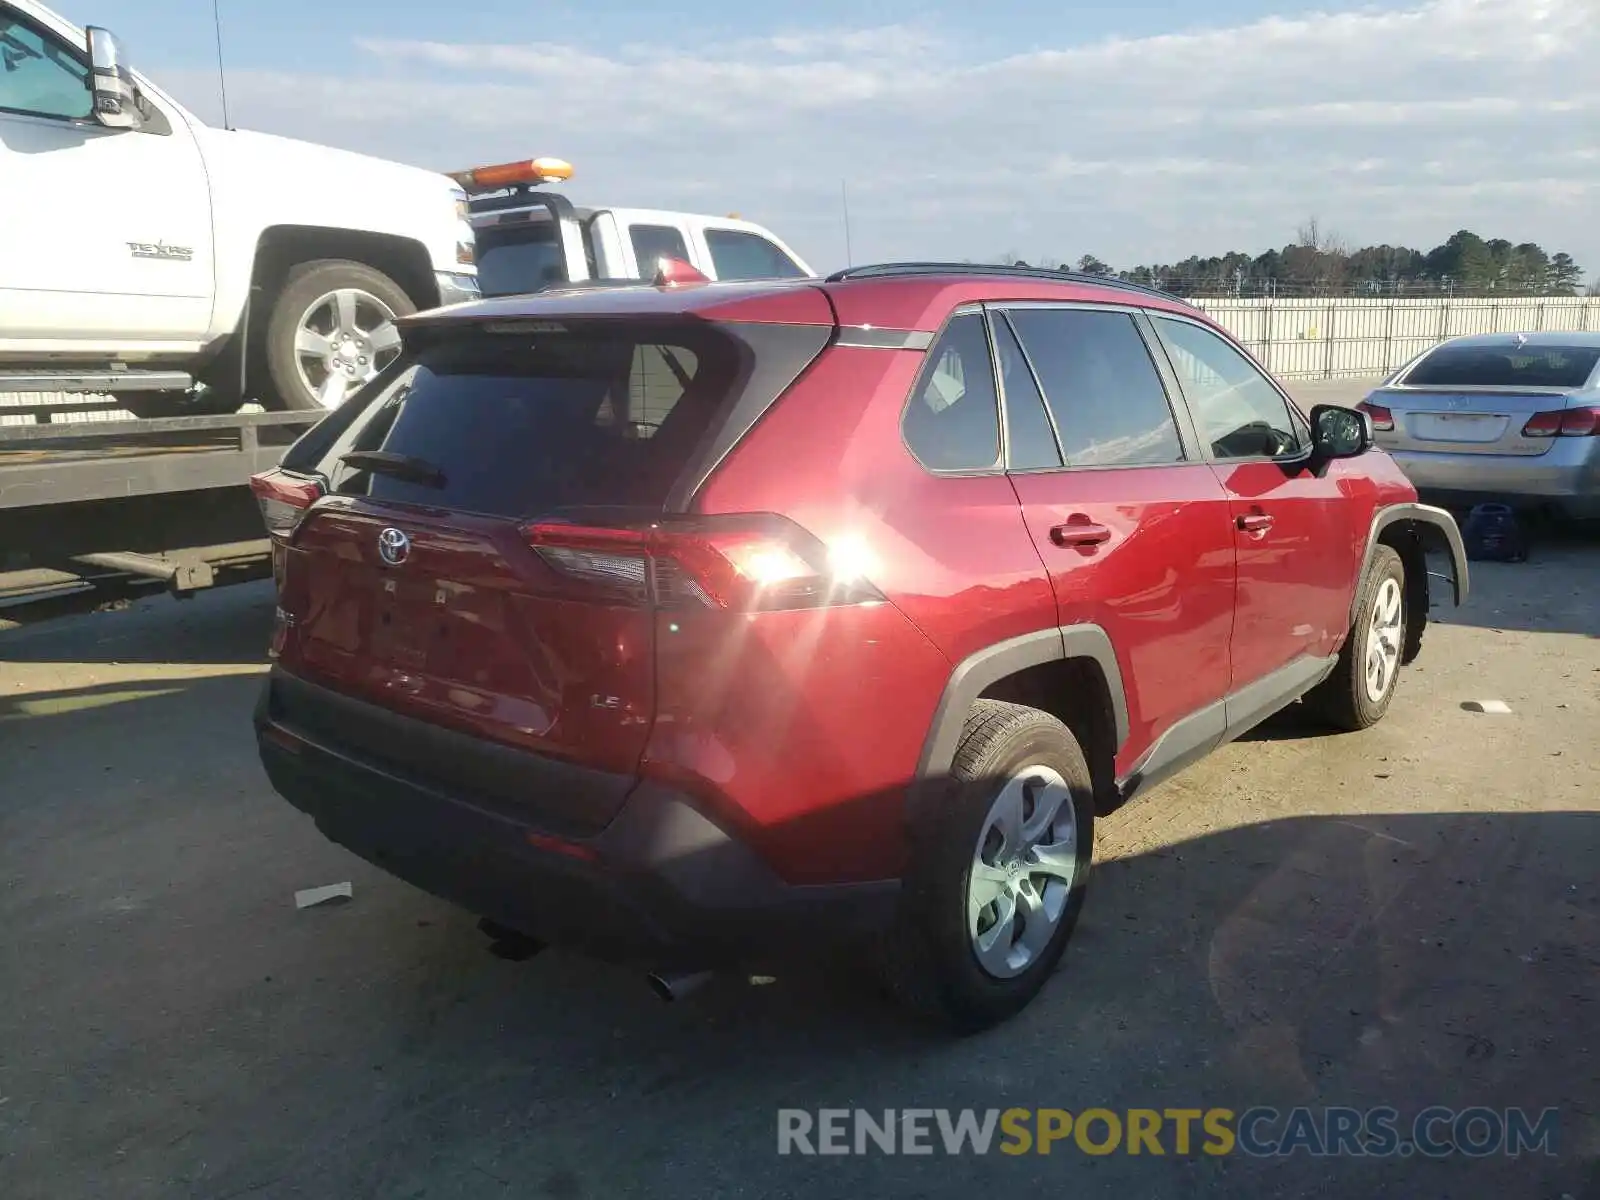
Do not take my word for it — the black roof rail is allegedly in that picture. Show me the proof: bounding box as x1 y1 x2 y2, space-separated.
824 262 1190 306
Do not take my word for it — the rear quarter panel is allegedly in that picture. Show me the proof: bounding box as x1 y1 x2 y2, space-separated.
671 345 1055 882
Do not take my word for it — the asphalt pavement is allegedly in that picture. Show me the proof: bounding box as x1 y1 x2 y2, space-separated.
1 529 1597 1199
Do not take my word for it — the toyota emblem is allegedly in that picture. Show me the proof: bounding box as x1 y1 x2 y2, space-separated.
377 527 410 566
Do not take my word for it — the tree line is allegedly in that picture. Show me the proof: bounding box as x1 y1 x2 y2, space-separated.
1004 223 1591 298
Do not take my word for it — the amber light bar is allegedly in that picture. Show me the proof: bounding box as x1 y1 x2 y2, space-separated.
450 156 574 191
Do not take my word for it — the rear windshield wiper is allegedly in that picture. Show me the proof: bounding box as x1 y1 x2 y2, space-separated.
339 450 447 488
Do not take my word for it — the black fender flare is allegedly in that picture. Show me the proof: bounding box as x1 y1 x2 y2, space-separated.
914 624 1130 782
1352 502 1470 624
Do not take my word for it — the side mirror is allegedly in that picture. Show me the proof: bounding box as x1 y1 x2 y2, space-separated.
86 27 141 131
1307 404 1374 475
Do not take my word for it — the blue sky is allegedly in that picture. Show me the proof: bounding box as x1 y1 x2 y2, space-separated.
65 0 1600 277
87 0 1344 71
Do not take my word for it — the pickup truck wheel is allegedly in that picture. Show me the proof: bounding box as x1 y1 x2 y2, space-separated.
877 700 1094 1033
263 259 414 411
1307 544 1406 731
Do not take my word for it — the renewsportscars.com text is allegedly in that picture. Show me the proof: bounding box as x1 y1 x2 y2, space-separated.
776 1106 1558 1158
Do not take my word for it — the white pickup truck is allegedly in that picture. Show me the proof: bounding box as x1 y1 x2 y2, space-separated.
0 6 819 605
0 0 478 416
456 156 814 297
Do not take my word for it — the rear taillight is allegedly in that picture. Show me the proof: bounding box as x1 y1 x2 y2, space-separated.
522 517 885 611
526 524 652 601
1559 406 1600 436
249 469 324 537
1356 401 1394 431
1521 411 1563 438
1522 406 1600 438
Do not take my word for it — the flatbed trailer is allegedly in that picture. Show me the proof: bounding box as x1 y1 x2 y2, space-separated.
0 411 318 604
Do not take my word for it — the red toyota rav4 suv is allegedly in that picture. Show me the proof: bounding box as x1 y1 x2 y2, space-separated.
252 263 1468 1031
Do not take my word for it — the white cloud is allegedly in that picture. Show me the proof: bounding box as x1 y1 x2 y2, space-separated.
155 0 1600 277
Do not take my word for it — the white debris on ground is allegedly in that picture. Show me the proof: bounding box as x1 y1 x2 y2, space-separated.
1461 699 1513 714
294 882 354 909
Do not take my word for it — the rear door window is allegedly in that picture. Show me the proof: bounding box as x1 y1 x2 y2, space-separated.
1402 344 1600 389
1006 308 1185 467
993 312 1062 470
705 229 808 280
308 327 738 516
902 312 1001 472
629 224 690 273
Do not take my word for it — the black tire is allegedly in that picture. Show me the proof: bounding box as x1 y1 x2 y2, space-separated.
1307 544 1406 732
878 700 1095 1033
262 259 415 412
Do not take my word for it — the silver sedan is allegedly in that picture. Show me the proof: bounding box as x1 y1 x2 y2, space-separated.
1358 331 1600 519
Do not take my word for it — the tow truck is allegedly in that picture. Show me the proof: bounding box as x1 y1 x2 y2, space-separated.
456 157 814 294
0 151 815 611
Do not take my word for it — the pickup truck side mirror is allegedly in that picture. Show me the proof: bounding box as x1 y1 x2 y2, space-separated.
86 27 142 131
1306 403 1374 476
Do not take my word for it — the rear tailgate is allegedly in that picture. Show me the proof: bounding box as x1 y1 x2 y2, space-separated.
267 309 832 823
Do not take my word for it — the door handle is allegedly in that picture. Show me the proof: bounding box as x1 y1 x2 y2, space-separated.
1236 512 1275 534
1050 519 1112 548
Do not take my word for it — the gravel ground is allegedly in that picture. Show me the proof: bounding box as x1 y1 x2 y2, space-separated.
1 527 1596 1199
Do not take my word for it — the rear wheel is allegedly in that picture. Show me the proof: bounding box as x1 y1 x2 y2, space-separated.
878 700 1095 1033
1308 544 1406 731
263 259 414 411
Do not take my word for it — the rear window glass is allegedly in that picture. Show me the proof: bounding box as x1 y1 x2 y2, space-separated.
475 222 571 297
1403 345 1600 389
314 327 743 517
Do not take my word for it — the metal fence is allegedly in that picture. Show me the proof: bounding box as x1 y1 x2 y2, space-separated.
1190 296 1600 380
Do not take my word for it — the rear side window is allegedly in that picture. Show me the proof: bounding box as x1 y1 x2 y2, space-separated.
630 224 690 271
705 229 807 280
307 327 741 517
1005 308 1184 468
1402 344 1600 389
902 312 1001 472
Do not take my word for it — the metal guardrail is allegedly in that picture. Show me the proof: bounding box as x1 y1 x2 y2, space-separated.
0 409 315 444
0 411 320 509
